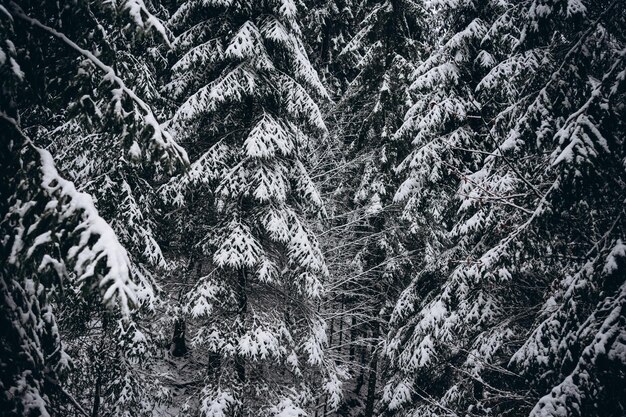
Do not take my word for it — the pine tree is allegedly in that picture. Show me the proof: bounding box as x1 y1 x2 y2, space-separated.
161 0 341 414
384 0 626 415
0 114 148 417
382 0 508 414
493 1 626 415
303 0 357 94
0 47 142 417
1 1 187 415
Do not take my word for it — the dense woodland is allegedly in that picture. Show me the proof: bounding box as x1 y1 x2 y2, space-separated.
1 0 625 416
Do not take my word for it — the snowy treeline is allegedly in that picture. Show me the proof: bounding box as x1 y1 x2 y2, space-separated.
1 1 625 417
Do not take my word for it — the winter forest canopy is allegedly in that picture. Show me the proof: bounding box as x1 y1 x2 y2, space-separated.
1 0 625 416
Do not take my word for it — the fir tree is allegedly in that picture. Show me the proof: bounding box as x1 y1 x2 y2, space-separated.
303 0 357 94
1 1 187 415
384 0 626 415
161 0 341 415
382 0 507 414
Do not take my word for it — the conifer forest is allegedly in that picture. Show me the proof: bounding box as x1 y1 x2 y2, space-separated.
2 0 626 416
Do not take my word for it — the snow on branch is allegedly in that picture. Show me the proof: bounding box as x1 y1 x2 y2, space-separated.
173 64 257 125
8 2 189 174
2 113 144 316
122 0 172 47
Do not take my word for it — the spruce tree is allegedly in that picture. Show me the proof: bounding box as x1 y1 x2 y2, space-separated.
384 0 626 415
161 0 341 414
303 0 356 94
382 0 507 414
1 1 187 415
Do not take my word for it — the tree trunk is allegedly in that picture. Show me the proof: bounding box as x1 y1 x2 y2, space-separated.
364 323 380 417
235 268 247 385
354 337 367 395
349 316 357 361
170 317 187 357
328 316 334 347
91 372 101 417
337 301 344 357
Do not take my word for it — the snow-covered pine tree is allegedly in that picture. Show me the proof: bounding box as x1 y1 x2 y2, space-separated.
1 1 188 415
16 0 187 265
382 0 510 415
492 1 626 415
303 0 357 95
0 119 142 417
0 18 147 415
324 1 424 415
384 0 626 415
391 0 500 293
161 0 341 415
